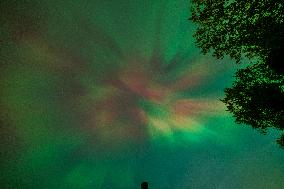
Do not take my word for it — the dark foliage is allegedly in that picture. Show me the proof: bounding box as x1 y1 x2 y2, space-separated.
190 0 284 65
190 0 284 147
221 63 284 144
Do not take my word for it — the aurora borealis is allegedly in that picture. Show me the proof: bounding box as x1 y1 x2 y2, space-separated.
1 0 284 188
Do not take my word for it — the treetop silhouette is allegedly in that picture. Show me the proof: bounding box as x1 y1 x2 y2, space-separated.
190 0 284 147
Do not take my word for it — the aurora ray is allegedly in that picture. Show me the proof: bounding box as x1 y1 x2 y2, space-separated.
1 0 283 189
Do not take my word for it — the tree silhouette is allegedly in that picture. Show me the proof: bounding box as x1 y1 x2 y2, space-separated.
190 0 284 73
221 63 284 146
190 0 284 147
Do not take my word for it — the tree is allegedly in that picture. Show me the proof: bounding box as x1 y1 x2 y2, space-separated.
190 0 284 147
221 63 284 146
190 0 284 72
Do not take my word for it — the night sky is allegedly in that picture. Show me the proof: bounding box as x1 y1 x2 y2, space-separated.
1 0 284 188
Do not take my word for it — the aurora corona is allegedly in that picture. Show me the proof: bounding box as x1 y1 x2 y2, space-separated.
1 1 283 189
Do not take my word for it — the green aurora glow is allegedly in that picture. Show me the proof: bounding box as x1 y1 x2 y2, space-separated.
1 0 284 189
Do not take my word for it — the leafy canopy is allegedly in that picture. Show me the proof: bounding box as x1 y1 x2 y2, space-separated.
221 63 284 146
190 0 284 63
190 0 284 147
